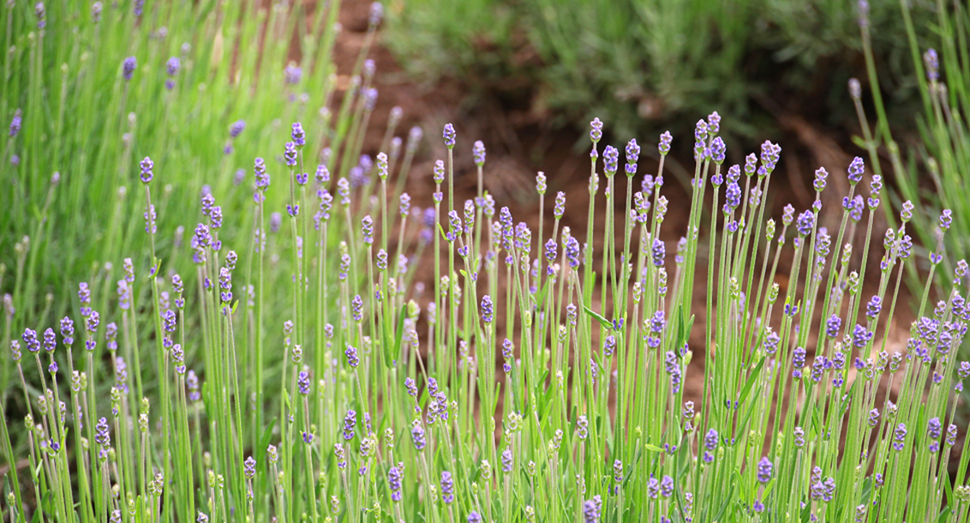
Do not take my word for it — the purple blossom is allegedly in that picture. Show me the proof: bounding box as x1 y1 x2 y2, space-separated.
442 124 456 148
796 210 815 236
122 57 137 81
757 457 772 483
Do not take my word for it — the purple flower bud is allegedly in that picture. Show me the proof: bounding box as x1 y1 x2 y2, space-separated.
652 238 665 267
660 475 674 497
866 296 882 318
892 423 907 451
924 49 939 81
122 57 137 81
388 466 402 501
757 456 773 483
710 137 726 164
590 118 604 144
291 122 305 147
584 497 601 522
343 410 357 441
940 209 953 231
847 157 865 184
481 295 493 324
603 146 619 176
658 131 672 155
9 109 22 138
284 64 302 85
296 371 310 396
411 423 426 450
442 124 456 148
139 156 154 184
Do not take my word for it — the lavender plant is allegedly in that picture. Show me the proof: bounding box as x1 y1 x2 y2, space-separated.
852 0 970 296
0 0 364 372
2 8 970 523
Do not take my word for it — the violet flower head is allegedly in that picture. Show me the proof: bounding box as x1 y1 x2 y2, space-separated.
660 475 674 497
583 497 601 523
652 238 665 267
411 424 426 450
927 417 942 449
603 145 619 177
139 156 154 184
230 120 245 139
59 317 74 347
814 167 828 192
481 295 493 324
501 448 513 473
624 138 641 175
165 56 180 86
361 216 374 245
284 64 301 85
345 344 359 368
847 156 865 184
603 335 616 356
924 49 939 82
702 429 718 463
442 124 456 149
9 109 21 138
554 191 566 218
544 238 558 265
658 130 672 156
433 160 445 185
867 408 879 427
473 140 486 167
826 315 841 338
710 137 726 164
297 371 310 396
757 456 772 483
368 2 384 26
388 466 402 501
122 57 137 81
342 410 357 441
866 296 882 319
467 512 481 523
43 328 55 353
291 122 305 147
404 377 417 396
590 118 604 144
243 456 256 479
796 209 814 236
940 209 953 232
892 423 907 451
852 324 873 349
284 141 297 167
716 182 738 217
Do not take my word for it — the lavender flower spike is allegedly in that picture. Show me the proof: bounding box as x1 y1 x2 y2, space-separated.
443 124 456 149
122 57 137 81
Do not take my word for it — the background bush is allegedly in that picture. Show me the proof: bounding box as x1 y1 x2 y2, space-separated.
386 0 938 141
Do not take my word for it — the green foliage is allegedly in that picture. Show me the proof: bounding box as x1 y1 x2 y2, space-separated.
0 0 343 331
862 0 970 284
386 0 936 139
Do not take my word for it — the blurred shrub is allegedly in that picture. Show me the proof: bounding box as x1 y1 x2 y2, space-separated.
386 0 935 140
